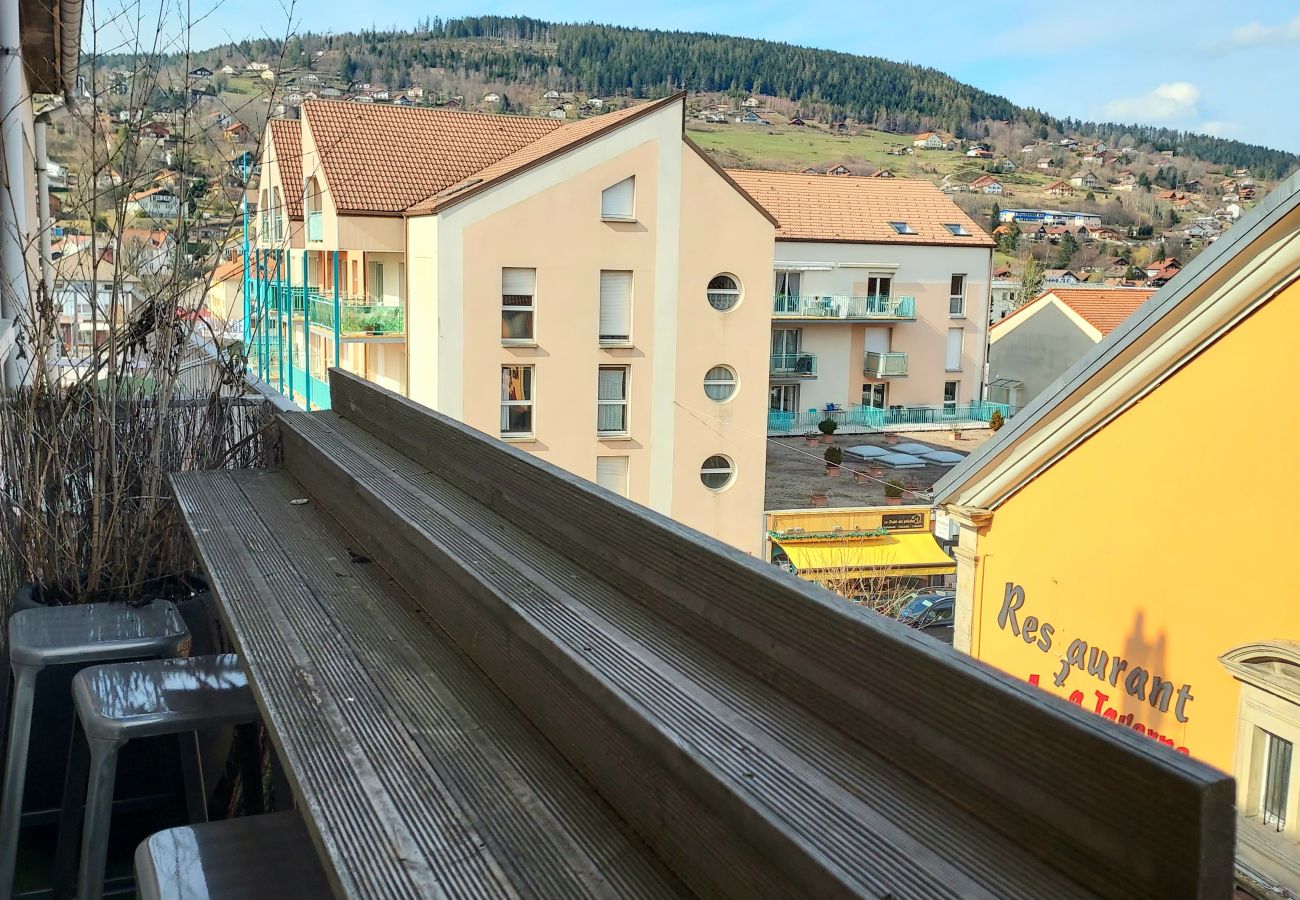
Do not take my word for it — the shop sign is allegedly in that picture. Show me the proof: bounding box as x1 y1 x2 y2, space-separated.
998 582 1193 754
881 512 923 530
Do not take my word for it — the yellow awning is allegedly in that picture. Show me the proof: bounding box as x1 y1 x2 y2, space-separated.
776 533 956 579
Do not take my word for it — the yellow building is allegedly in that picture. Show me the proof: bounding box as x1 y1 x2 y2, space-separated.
934 173 1300 894
246 94 776 553
765 505 955 592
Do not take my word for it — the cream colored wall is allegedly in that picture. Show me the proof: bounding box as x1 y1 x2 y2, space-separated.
405 214 438 407
452 139 662 501
773 241 992 407
407 99 772 552
670 147 774 553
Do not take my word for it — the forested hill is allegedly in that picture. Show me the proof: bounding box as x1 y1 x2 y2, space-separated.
200 16 1298 179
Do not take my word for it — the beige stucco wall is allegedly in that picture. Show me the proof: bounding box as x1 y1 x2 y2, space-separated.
772 241 993 409
669 147 774 553
403 99 772 552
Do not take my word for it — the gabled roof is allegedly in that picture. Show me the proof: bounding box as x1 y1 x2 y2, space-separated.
992 287 1154 339
267 119 304 219
301 101 561 214
406 97 678 216
722 170 995 247
935 170 1300 510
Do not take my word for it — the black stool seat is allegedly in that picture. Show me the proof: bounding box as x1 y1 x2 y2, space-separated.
134 812 332 900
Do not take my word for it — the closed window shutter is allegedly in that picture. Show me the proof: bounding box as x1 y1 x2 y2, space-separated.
599 271 632 341
595 456 629 496
601 177 635 220
946 327 964 370
502 268 536 296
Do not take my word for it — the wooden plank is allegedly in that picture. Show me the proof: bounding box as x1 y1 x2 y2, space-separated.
280 409 1102 899
169 469 688 900
325 367 1236 900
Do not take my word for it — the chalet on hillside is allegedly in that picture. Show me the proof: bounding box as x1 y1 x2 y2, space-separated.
1045 180 1075 198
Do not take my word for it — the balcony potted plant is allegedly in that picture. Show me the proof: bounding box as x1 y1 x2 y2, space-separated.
818 417 838 443
809 489 829 507
804 431 820 447
824 445 843 476
884 478 906 506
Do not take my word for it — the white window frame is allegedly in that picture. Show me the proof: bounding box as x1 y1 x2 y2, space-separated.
699 454 735 491
949 274 967 317
943 380 960 413
707 274 742 312
600 176 636 222
597 365 630 437
501 267 537 345
888 221 915 235
599 270 633 346
703 365 738 402
944 223 971 236
500 365 535 439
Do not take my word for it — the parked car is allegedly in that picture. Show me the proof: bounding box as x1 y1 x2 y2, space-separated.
897 589 956 644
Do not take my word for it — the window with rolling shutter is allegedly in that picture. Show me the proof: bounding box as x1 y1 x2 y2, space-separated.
599 271 632 344
946 327 964 371
601 177 635 221
595 456 629 497
502 268 537 343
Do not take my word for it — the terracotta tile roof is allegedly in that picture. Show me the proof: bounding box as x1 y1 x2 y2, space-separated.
407 99 673 215
267 119 304 219
301 101 560 214
995 287 1155 336
722 169 995 247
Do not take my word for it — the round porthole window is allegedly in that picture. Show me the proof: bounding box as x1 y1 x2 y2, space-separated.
707 274 741 311
700 454 735 491
703 365 737 401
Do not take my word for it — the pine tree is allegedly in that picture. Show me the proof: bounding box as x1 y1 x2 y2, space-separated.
1014 257 1045 308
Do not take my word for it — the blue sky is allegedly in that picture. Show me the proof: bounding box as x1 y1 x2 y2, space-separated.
107 0 1299 152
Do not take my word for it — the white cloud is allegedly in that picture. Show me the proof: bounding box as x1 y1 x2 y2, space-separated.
1223 14 1300 49
1102 82 1200 123
1199 120 1240 138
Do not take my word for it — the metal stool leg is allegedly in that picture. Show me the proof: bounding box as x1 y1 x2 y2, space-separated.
51 724 91 900
77 737 124 900
177 732 207 823
0 664 40 900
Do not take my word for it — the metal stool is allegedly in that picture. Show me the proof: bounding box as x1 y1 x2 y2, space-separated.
134 811 331 900
0 601 189 899
63 654 258 900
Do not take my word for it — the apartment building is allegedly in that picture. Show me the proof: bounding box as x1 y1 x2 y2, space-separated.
724 171 995 431
247 94 775 552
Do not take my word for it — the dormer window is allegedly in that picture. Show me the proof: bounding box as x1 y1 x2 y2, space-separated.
944 223 971 236
601 177 635 222
888 221 915 235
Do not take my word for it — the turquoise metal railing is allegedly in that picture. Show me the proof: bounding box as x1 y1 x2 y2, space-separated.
767 402 1012 435
288 364 332 408
307 297 405 335
773 294 916 320
864 351 909 377
263 283 406 337
770 351 818 376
